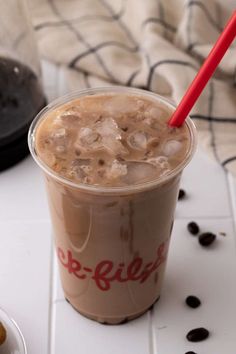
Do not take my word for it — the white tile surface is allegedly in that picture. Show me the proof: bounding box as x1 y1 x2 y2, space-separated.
0 221 52 354
0 156 50 221
227 174 236 223
0 60 236 354
51 302 150 354
176 147 231 218
152 218 236 354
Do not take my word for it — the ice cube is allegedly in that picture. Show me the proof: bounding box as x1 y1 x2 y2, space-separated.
68 168 85 180
127 131 147 150
95 118 128 155
136 99 145 109
80 165 92 174
147 156 170 169
144 105 169 129
96 117 121 139
162 140 182 156
49 128 69 154
75 127 102 151
102 136 128 156
55 145 66 154
71 158 91 167
70 159 91 179
145 105 163 119
103 96 139 114
107 160 127 179
42 151 56 167
123 161 157 184
52 128 67 139
80 97 103 112
79 127 99 144
65 105 81 114
60 110 81 124
157 156 168 163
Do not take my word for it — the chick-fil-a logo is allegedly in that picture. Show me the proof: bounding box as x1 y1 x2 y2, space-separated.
57 241 168 291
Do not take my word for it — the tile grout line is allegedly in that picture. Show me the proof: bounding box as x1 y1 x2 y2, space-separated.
47 74 60 354
54 298 66 305
149 309 158 354
175 215 233 220
148 310 154 354
47 236 56 354
0 219 50 223
226 173 236 248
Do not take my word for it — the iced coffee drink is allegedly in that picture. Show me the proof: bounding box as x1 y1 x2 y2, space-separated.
29 87 196 324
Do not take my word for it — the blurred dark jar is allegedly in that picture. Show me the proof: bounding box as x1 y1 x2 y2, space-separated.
0 0 46 171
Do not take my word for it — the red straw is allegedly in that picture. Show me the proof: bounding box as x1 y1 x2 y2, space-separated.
168 11 236 127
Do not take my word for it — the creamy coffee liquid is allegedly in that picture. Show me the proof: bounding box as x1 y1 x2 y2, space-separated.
32 91 194 324
35 94 189 186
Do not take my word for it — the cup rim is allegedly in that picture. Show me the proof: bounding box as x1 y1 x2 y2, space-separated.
28 86 197 195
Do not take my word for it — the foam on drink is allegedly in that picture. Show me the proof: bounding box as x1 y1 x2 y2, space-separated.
35 94 189 186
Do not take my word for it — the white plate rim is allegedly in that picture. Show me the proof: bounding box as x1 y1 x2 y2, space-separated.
0 307 27 354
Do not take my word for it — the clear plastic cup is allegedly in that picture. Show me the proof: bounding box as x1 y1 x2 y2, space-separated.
28 87 197 324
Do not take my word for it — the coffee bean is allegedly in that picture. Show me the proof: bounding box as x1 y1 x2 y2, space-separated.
178 189 186 200
186 327 209 342
198 232 216 247
185 352 197 354
187 222 200 235
185 295 201 308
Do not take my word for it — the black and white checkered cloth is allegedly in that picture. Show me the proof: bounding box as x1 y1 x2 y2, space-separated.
30 0 236 175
